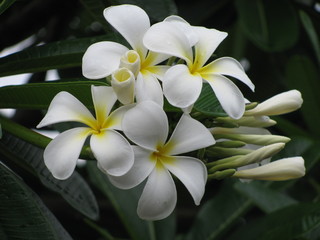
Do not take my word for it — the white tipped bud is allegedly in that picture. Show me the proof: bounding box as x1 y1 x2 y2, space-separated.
111 68 135 105
245 90 303 116
119 50 141 77
233 157 305 181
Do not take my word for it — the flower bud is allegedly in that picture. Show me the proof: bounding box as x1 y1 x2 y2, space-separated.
111 68 135 105
233 157 305 181
119 50 141 77
245 90 303 116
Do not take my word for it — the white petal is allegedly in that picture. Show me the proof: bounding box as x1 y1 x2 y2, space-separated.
165 114 215 155
204 74 245 119
37 91 96 129
82 41 128 79
136 73 164 106
44 127 91 180
144 65 170 81
104 5 149 59
107 104 134 130
108 146 156 189
137 167 177 220
143 51 171 67
163 64 202 108
193 27 227 69
164 156 207 205
90 129 134 176
122 101 168 151
143 22 193 65
91 85 117 123
111 68 135 105
202 57 255 91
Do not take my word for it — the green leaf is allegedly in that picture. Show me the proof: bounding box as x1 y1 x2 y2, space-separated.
0 162 72 240
0 130 99 220
0 34 121 77
87 162 176 240
184 180 251 240
235 0 299 52
194 83 228 117
113 0 177 21
228 202 320 240
234 181 297 213
299 11 320 66
0 0 16 15
285 55 320 136
0 80 107 109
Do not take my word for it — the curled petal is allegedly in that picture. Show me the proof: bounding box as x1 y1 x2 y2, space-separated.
204 74 245 119
137 167 177 220
108 146 156 189
193 27 228 69
143 22 193 65
201 57 255 91
165 114 215 155
91 86 117 124
37 91 96 128
163 64 202 108
136 73 164 106
119 50 141 77
44 127 92 180
82 41 128 79
90 129 134 176
111 68 135 105
164 156 207 205
122 101 168 151
104 5 149 59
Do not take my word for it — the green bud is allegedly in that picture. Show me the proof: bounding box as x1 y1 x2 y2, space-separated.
208 169 236 180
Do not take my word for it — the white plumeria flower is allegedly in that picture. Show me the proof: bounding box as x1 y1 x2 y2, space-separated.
143 16 255 119
82 4 170 106
233 157 305 181
108 101 215 220
37 86 134 180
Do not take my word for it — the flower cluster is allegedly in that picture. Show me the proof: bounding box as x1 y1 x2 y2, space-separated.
37 4 305 220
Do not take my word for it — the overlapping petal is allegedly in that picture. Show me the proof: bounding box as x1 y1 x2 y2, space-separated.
82 41 128 79
163 64 202 108
91 86 117 122
201 57 255 91
164 156 207 205
204 74 245 119
37 91 96 129
106 104 133 130
44 127 92 180
90 129 134 176
104 4 150 59
137 167 177 220
122 101 168 151
143 22 193 65
135 73 164 106
192 27 227 69
165 114 215 155
108 146 156 189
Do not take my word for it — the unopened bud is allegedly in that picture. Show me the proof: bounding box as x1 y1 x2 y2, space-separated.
120 50 141 77
111 68 135 105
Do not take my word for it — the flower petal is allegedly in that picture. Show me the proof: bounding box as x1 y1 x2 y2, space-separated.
201 57 255 91
122 101 168 151
104 5 150 59
204 74 245 119
111 68 135 105
107 104 134 131
165 114 215 155
136 72 164 106
143 22 193 65
37 91 96 128
44 127 91 180
144 65 170 81
164 156 207 205
91 85 117 123
90 129 134 176
143 51 170 68
193 26 227 69
108 146 156 189
137 167 177 220
82 41 128 79
163 64 202 108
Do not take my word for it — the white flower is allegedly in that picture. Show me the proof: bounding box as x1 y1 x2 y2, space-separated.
233 157 305 181
245 90 303 116
82 4 170 106
143 16 255 119
108 101 215 220
37 86 134 180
